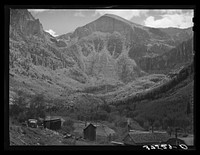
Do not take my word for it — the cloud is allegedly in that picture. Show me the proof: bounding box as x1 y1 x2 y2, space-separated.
144 11 193 28
28 9 64 15
93 9 149 20
45 29 58 37
74 11 85 17
151 9 183 14
28 9 48 12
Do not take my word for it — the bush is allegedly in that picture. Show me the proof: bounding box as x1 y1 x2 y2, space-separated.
62 118 74 133
17 112 28 123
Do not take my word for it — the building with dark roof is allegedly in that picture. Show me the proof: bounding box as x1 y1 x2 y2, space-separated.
83 123 96 141
43 118 61 131
123 130 170 145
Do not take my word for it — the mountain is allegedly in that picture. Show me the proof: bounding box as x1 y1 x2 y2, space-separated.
65 13 192 58
9 9 194 101
9 9 82 99
58 13 193 83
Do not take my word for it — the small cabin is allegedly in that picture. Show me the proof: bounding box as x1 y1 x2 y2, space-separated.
43 118 61 131
83 123 96 141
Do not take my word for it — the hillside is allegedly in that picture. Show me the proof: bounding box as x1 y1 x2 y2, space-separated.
9 124 64 145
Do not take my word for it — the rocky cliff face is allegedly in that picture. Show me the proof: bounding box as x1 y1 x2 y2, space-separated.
136 38 193 73
9 9 82 87
10 9 44 40
62 31 146 83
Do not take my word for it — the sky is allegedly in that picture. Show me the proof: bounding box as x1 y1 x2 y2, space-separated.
28 9 194 37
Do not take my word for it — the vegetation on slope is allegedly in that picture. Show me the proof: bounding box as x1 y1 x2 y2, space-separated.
108 61 194 104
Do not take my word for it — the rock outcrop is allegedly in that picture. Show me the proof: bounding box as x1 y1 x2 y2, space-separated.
10 9 44 39
136 38 193 73
9 9 83 85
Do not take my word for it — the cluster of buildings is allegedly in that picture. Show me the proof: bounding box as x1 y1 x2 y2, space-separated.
26 116 64 131
81 123 193 146
25 118 193 146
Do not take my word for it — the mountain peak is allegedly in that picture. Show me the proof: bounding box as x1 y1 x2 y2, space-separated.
102 13 131 22
10 9 35 21
10 9 44 39
101 13 143 28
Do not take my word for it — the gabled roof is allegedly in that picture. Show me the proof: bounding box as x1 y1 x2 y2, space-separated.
96 125 115 136
84 123 97 130
125 131 170 144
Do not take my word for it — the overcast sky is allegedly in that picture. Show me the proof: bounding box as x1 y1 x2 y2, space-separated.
28 9 194 37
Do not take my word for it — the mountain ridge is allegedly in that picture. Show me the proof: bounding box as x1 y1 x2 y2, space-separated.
9 9 194 101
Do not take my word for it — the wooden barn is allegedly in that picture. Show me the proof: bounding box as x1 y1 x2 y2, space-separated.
123 130 170 145
43 118 61 131
83 123 96 141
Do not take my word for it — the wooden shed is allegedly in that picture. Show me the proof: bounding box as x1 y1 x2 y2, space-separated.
43 118 61 131
83 123 96 141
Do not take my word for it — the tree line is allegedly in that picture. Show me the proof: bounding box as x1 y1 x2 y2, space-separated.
9 91 46 123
